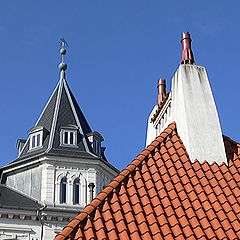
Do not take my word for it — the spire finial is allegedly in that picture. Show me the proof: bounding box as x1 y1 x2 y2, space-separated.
180 32 195 64
58 38 68 74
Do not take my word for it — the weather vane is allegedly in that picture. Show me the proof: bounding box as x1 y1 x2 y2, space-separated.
60 38 69 49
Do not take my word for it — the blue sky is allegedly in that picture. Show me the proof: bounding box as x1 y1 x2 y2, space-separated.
0 1 239 170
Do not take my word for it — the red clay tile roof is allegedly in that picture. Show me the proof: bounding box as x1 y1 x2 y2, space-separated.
55 122 240 240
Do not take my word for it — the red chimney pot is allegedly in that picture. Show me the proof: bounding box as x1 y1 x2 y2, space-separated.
157 79 166 105
181 32 195 64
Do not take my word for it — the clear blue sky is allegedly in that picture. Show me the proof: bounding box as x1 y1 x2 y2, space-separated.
0 1 239 170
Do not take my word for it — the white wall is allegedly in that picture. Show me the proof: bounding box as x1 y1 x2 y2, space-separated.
0 217 41 240
6 165 42 201
146 64 227 165
171 65 227 164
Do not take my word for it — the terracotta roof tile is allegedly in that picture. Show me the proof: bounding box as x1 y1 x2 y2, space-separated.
55 122 240 240
225 228 238 239
192 226 205 238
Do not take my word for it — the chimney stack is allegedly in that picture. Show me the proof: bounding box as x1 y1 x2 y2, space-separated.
181 32 195 64
146 32 227 165
157 79 167 105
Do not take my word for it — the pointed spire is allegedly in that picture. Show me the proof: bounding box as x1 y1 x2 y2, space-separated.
58 39 68 79
180 32 195 64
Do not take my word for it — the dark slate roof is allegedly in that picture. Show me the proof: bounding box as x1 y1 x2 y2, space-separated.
51 85 88 152
66 80 92 135
14 77 100 163
0 184 42 210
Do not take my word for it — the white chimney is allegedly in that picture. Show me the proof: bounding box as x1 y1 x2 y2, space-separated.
146 32 227 165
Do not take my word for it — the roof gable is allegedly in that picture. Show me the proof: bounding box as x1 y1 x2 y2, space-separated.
56 122 240 239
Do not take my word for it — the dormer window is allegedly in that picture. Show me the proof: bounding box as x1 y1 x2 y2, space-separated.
28 126 46 151
60 125 78 147
31 132 41 149
87 131 104 157
93 140 101 156
62 130 76 145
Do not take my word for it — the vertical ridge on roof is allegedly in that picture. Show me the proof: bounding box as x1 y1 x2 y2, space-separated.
65 80 92 135
55 122 240 240
50 81 87 152
36 82 60 131
46 77 63 152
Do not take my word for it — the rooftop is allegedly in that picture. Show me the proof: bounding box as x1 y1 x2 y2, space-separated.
55 122 240 239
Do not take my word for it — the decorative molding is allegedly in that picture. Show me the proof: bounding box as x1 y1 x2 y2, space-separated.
57 216 64 221
19 214 26 220
8 214 14 219
31 215 37 220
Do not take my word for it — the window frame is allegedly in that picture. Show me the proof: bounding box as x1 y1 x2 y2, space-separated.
93 139 101 156
60 176 67 204
87 132 104 157
60 129 77 147
73 178 80 205
29 131 43 150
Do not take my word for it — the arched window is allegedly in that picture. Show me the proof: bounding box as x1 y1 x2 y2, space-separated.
73 178 80 204
60 177 67 203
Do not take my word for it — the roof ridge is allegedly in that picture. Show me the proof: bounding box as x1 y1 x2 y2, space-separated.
46 78 63 152
62 79 91 153
56 122 176 239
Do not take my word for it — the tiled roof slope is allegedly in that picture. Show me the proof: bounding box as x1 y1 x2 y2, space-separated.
0 184 42 210
55 122 240 240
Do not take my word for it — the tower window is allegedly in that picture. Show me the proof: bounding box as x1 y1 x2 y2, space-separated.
87 131 104 157
28 126 46 151
93 140 101 156
60 177 67 203
73 178 80 204
29 132 42 150
61 130 77 146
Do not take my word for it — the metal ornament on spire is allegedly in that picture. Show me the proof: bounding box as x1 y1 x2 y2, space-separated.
58 39 68 76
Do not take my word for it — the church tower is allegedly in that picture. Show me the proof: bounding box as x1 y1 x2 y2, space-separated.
0 41 118 239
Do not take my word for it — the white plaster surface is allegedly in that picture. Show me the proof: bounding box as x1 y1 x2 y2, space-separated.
6 165 42 201
146 105 158 146
146 64 227 165
0 217 41 240
171 64 227 164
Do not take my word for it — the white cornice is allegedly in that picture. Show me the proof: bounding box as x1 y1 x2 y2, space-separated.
2 154 118 178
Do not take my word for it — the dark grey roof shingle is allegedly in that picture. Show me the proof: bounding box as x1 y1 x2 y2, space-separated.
0 184 42 210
